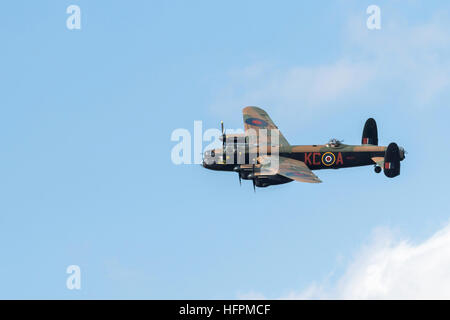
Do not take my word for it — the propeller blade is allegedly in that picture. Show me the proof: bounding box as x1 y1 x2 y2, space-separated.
221 121 226 150
252 163 256 192
233 166 242 186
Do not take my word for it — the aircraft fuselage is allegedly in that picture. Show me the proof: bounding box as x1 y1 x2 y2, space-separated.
203 144 391 172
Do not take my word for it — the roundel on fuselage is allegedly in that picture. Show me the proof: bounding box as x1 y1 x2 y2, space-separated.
321 152 336 166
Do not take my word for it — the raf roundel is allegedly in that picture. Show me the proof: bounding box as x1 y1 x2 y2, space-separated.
245 117 269 128
321 152 336 166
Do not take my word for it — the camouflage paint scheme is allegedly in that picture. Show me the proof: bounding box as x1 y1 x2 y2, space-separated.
202 106 406 188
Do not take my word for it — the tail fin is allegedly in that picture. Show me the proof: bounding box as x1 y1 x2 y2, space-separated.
362 118 378 145
384 142 401 178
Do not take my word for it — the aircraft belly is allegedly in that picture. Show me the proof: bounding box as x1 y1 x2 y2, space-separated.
204 163 236 172
255 174 292 187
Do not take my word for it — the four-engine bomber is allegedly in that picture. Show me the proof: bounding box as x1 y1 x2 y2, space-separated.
202 106 406 190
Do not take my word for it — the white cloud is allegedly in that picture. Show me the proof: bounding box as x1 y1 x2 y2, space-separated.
240 223 450 300
333 224 450 299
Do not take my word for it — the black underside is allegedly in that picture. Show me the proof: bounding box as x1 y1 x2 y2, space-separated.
281 151 385 170
205 150 385 187
254 175 292 187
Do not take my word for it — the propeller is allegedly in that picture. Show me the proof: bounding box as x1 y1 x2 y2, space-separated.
200 151 204 167
233 166 242 186
221 121 226 149
252 163 256 192
221 121 226 163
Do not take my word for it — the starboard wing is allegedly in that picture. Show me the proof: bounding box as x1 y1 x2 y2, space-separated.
242 106 290 148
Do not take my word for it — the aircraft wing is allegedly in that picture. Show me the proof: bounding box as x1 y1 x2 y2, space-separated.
259 155 322 183
243 106 290 148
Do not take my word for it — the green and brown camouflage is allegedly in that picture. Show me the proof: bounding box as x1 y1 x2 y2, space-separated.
202 106 406 189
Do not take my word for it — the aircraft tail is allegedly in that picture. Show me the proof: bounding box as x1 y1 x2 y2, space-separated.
384 142 401 178
362 118 378 145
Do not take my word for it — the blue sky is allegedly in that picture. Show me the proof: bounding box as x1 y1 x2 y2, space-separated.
1 1 450 299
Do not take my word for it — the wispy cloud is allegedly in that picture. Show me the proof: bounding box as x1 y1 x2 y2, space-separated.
210 60 375 122
300 222 450 299
211 11 450 121
239 222 450 299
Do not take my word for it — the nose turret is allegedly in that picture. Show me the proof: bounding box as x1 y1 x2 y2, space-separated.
202 149 218 168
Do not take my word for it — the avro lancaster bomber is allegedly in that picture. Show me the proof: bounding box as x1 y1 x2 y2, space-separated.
202 106 406 190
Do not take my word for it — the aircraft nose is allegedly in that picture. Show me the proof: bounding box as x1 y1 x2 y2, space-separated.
202 150 216 167
202 151 212 168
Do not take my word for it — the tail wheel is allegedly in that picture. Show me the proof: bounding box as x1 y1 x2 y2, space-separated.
374 166 381 174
